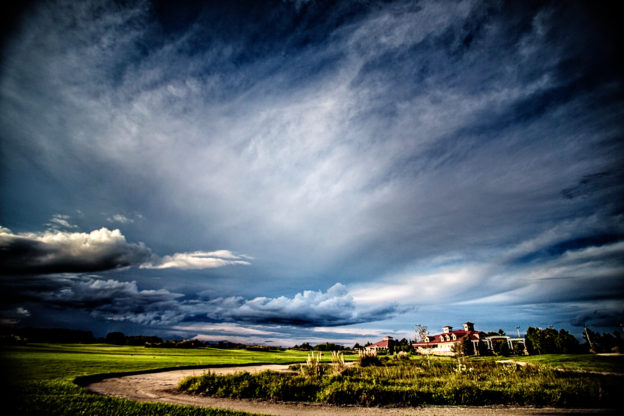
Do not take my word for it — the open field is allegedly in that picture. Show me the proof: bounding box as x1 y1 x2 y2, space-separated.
0 343 326 416
1 344 622 415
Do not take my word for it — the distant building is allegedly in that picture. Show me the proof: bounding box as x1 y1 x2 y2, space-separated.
412 322 527 356
365 336 393 353
413 322 485 356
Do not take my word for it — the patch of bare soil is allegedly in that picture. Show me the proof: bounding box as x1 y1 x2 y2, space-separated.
85 365 618 416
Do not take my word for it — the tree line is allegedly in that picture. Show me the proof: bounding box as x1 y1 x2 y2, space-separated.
2 325 622 354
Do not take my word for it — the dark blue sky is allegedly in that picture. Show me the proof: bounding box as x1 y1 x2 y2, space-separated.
1 0 623 345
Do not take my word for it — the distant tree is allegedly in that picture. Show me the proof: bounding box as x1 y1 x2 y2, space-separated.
491 339 510 356
396 338 412 352
414 324 428 343
526 326 585 354
313 342 344 351
105 331 126 345
583 328 624 353
352 342 362 350
415 324 431 363
512 342 526 355
461 336 475 356
525 327 541 354
541 327 558 354
477 340 489 356
555 329 580 353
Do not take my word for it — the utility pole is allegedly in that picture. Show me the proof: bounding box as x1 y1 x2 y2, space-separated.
584 325 594 352
516 326 521 337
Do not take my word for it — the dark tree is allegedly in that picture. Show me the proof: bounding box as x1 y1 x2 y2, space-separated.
105 331 126 345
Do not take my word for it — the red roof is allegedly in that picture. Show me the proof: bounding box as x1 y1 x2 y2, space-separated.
368 339 390 348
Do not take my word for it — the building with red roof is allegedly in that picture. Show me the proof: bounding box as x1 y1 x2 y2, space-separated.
413 322 486 356
365 336 394 353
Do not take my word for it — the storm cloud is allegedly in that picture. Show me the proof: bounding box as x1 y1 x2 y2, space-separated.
3 275 399 329
1 0 623 341
0 227 251 274
0 227 153 275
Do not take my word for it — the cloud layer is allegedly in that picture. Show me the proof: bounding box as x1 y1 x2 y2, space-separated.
0 227 250 274
0 0 622 340
2 275 399 329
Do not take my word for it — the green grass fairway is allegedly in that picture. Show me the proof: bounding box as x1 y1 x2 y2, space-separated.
470 353 624 373
1 343 325 416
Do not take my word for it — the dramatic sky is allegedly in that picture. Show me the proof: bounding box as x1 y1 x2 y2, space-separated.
1 0 623 346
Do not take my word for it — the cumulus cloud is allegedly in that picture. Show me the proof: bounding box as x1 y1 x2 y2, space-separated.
202 283 402 326
0 306 32 325
2 276 399 329
13 275 186 326
0 227 152 275
142 250 251 270
0 227 252 274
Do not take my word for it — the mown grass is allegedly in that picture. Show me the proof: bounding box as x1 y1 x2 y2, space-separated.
480 353 624 373
179 355 624 408
0 343 323 416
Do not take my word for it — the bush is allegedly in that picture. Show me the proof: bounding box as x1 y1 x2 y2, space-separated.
357 349 381 367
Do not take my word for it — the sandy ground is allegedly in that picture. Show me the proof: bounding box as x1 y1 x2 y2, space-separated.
86 365 618 416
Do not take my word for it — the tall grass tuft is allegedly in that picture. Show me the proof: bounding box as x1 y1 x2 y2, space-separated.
300 351 324 377
357 349 381 367
331 351 346 374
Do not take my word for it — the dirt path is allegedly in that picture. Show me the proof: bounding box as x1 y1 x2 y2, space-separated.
86 365 617 416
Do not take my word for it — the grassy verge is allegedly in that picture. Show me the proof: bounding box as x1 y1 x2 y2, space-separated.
179 355 624 408
0 343 319 416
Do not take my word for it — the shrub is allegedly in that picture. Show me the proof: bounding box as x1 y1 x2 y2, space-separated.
358 349 381 367
392 351 410 361
301 351 325 377
331 351 347 373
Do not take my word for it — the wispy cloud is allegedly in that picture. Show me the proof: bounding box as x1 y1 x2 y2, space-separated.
106 214 134 224
46 214 78 230
352 221 624 313
142 250 251 270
